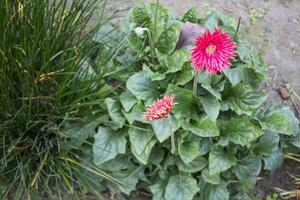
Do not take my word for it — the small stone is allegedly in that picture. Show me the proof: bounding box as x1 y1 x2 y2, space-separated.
278 87 290 100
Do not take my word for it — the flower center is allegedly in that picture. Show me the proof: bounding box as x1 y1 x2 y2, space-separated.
205 44 216 55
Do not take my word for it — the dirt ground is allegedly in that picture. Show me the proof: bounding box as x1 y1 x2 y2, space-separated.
104 0 300 199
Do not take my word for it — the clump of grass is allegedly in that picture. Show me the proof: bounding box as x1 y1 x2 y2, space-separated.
0 0 123 199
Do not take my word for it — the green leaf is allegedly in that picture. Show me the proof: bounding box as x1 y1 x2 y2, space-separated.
233 192 256 200
107 167 140 195
126 70 159 100
165 175 199 200
202 168 221 185
182 8 198 23
220 118 263 146
105 98 125 130
177 156 208 173
156 22 181 54
129 127 157 165
222 67 243 86
199 181 229 200
232 154 262 180
201 75 225 100
98 155 131 172
150 180 168 200
209 145 236 175
258 109 293 135
127 30 145 51
227 83 267 115
130 5 151 27
204 12 219 31
120 91 137 112
182 116 220 137
199 138 213 156
93 127 126 165
178 133 200 164
281 107 299 136
176 63 195 85
148 3 169 39
291 131 300 148
62 117 106 148
263 149 284 172
253 131 280 156
122 102 146 124
166 84 198 120
237 42 250 62
200 94 220 120
156 49 189 73
151 116 179 143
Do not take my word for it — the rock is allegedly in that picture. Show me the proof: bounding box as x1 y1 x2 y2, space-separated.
176 22 205 49
278 87 290 100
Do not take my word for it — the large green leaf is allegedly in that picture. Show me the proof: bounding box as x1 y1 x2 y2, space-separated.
156 22 181 54
150 180 168 200
93 127 126 165
156 49 189 73
227 83 267 115
122 102 146 124
182 116 220 137
199 181 229 200
165 175 199 200
253 131 280 156
220 118 263 146
222 67 243 86
201 75 225 100
151 116 179 143
200 94 220 120
232 154 262 180
130 5 151 27
199 138 213 156
258 108 293 135
178 133 200 164
126 70 159 100
182 8 198 23
129 127 157 165
105 98 125 130
177 156 208 173
292 131 300 148
176 63 195 86
107 167 140 195
209 145 236 175
202 168 221 185
127 30 146 51
166 84 198 120
263 149 284 172
281 107 299 136
119 91 137 112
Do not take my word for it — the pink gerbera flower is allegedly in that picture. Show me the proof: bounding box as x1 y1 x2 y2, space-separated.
143 96 175 121
191 28 236 74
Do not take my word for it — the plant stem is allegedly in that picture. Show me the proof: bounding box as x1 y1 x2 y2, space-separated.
167 115 175 154
193 69 199 96
234 17 241 40
153 0 159 50
145 29 155 63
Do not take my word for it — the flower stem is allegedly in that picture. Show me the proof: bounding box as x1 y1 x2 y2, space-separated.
145 29 155 63
193 69 199 96
234 17 241 40
171 132 175 154
167 115 175 154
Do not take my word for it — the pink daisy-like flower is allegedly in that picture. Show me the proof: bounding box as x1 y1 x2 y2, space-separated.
191 28 236 74
143 96 175 121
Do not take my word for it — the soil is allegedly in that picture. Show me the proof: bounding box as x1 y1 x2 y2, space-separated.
97 0 300 199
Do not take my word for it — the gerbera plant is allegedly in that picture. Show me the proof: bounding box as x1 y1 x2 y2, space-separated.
89 3 299 200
